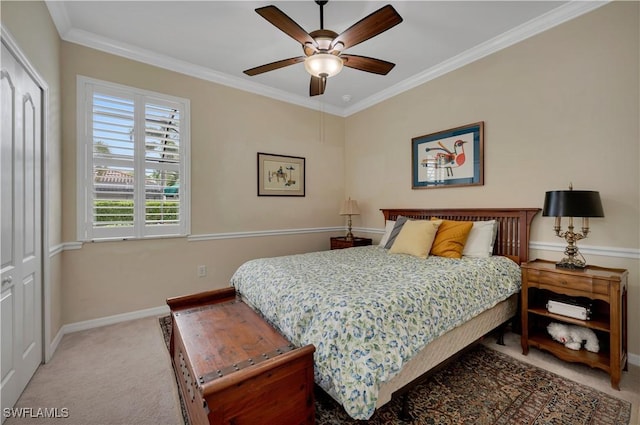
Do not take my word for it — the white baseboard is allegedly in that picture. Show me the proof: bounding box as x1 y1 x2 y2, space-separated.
63 305 170 334
47 327 65 362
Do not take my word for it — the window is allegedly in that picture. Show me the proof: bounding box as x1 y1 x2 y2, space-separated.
77 76 190 241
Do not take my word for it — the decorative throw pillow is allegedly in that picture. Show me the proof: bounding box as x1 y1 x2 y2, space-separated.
378 220 396 247
389 220 440 259
383 216 409 249
462 220 498 258
430 218 473 259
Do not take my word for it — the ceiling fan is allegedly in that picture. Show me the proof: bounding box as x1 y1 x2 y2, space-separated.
243 1 403 97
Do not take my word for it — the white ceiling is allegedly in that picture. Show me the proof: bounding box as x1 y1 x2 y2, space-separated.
45 1 607 116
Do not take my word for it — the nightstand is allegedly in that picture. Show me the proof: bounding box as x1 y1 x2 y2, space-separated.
330 236 372 250
521 259 628 389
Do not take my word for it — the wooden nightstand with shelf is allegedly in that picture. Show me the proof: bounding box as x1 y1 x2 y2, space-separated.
330 236 372 250
521 259 628 389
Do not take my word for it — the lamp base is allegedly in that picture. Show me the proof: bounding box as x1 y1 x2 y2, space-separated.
555 257 587 270
555 227 588 270
345 214 354 241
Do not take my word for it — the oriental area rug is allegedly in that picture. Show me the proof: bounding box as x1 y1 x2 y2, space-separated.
159 316 631 425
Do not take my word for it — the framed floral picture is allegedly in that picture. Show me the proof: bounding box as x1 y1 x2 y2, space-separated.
257 152 305 196
411 122 484 189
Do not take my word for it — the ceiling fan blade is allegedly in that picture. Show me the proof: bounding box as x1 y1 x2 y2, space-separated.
244 57 305 76
256 5 317 49
341 54 395 75
310 76 326 97
331 5 403 51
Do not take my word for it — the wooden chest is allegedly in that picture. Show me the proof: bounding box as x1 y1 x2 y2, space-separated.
167 288 316 425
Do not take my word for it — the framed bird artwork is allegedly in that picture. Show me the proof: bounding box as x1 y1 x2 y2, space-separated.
411 122 484 189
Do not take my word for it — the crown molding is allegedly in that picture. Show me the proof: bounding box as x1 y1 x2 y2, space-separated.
45 1 608 118
45 1 71 36
50 17 344 116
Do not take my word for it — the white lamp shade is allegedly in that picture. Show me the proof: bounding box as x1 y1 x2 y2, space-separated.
304 54 343 78
339 198 360 216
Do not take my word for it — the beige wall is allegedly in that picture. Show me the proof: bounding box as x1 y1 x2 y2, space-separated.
60 43 346 323
1 1 64 346
4 1 639 360
345 2 639 355
61 233 334 321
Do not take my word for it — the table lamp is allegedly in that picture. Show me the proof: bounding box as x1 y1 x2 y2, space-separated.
339 198 360 241
542 184 604 269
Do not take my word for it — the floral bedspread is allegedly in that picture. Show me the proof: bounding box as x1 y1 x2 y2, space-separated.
230 246 521 420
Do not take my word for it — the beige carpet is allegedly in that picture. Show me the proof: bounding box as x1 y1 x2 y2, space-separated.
4 316 184 425
4 316 639 425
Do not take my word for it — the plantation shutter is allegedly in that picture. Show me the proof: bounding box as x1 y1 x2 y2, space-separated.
77 77 190 241
144 99 181 228
91 91 136 233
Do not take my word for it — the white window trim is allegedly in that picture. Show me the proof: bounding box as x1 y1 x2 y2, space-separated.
76 76 191 241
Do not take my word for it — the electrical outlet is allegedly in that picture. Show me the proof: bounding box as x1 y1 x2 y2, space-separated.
197 265 207 278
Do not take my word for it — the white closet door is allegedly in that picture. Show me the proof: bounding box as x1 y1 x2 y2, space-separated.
1 41 43 420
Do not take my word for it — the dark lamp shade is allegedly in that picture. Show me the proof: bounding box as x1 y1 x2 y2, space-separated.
542 190 604 218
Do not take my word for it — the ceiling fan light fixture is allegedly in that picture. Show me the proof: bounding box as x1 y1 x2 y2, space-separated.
245 3 402 96
304 53 343 78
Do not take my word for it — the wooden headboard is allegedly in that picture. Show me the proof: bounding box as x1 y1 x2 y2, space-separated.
381 208 540 264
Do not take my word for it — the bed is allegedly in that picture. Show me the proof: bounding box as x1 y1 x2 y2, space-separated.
230 207 539 420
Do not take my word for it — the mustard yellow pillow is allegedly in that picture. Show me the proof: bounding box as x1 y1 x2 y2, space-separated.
430 218 473 259
389 220 440 259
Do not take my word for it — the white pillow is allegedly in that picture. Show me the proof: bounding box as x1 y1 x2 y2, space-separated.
378 220 395 246
462 220 498 258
